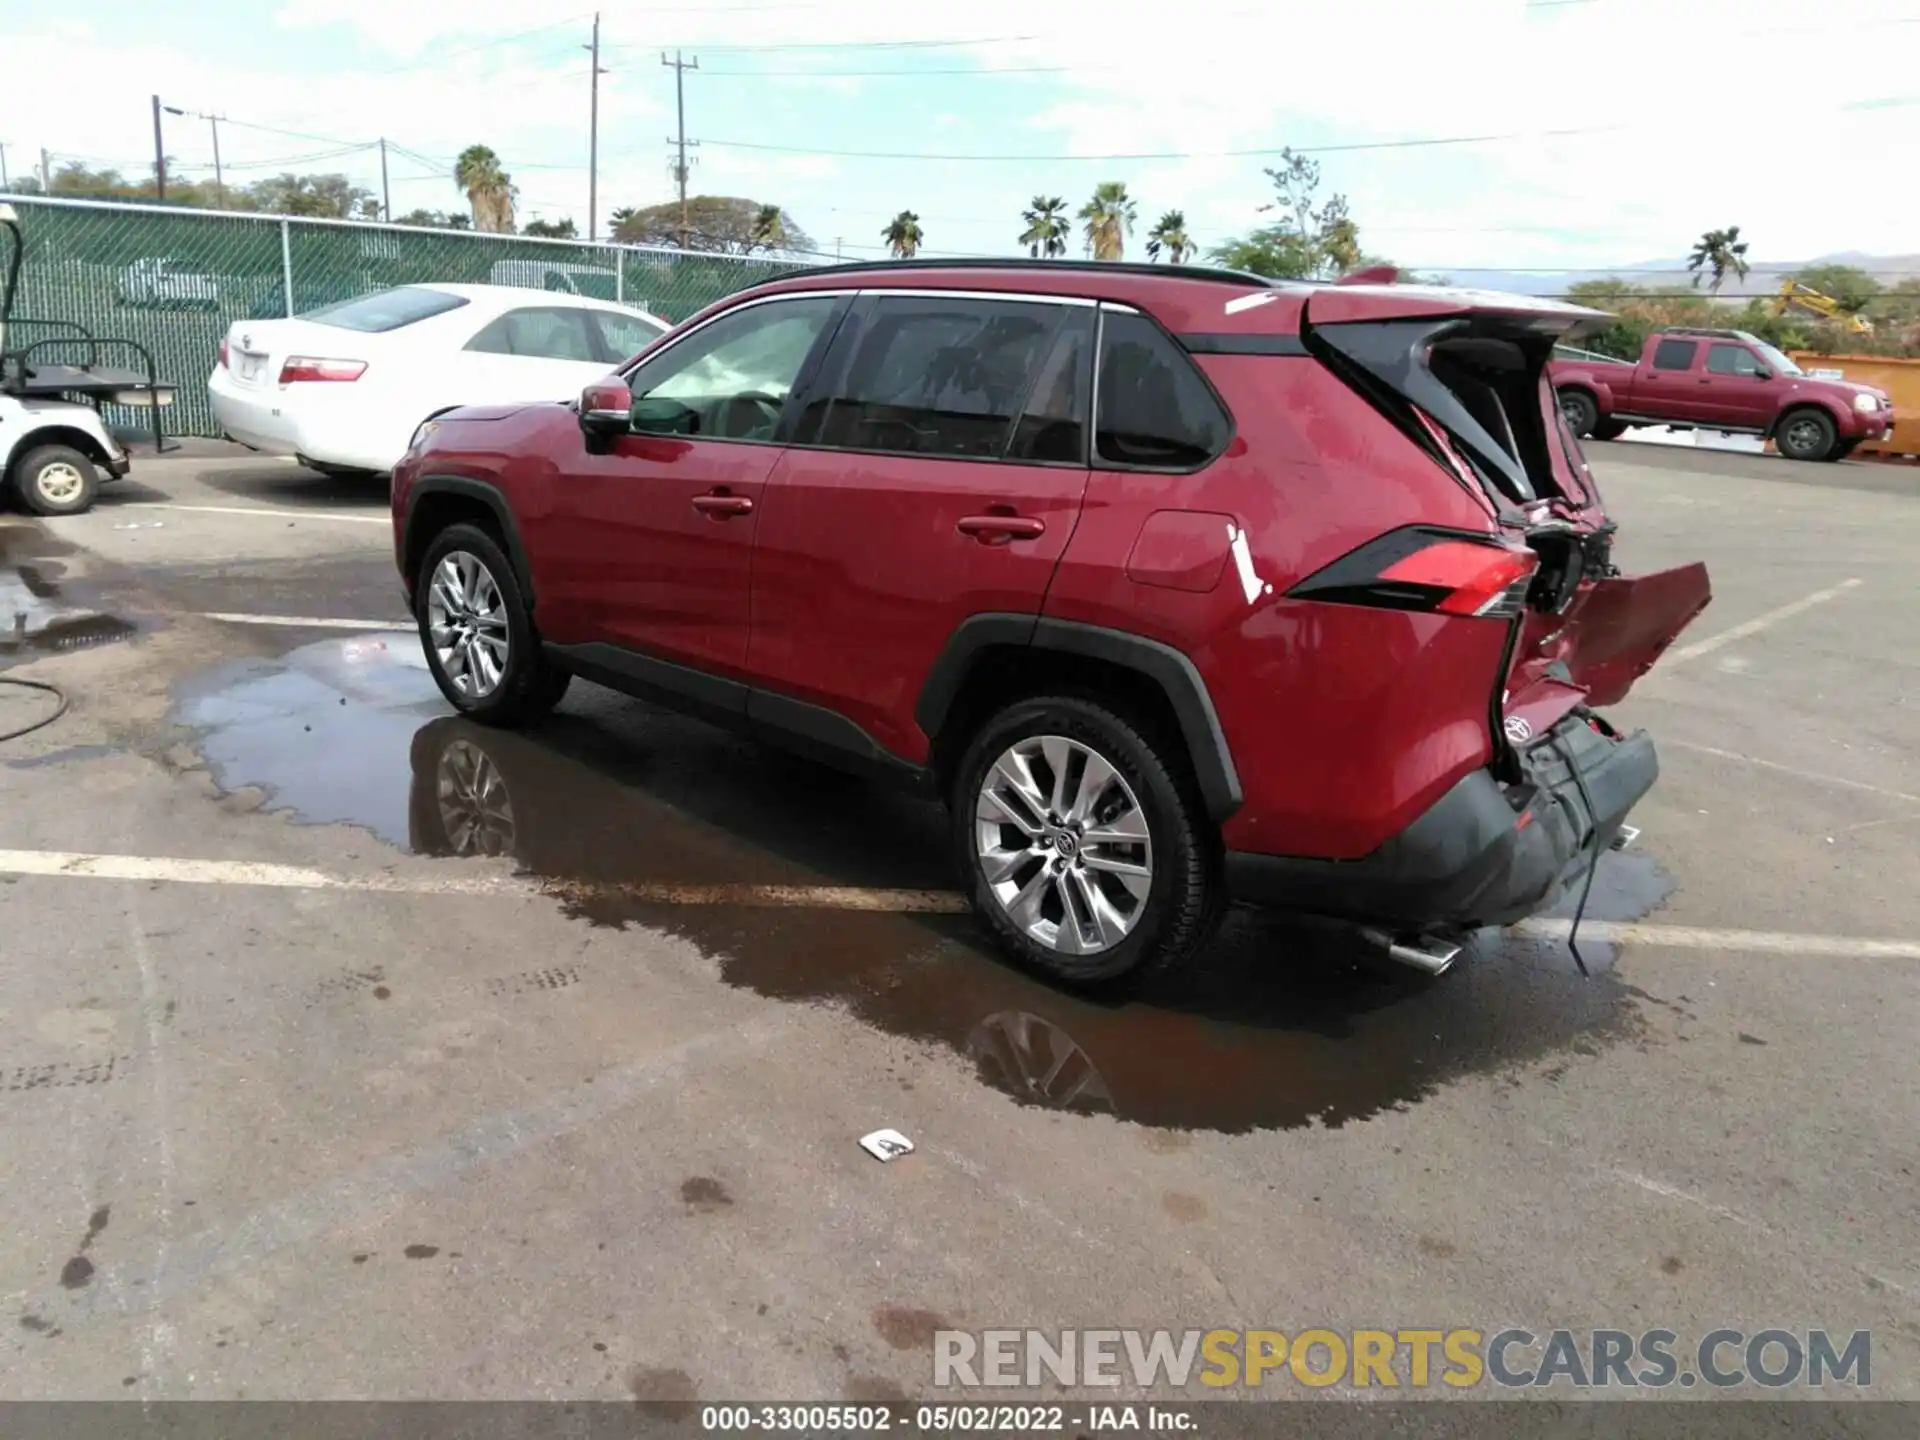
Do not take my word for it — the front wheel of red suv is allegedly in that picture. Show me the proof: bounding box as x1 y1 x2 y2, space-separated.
415 523 571 727
952 696 1222 986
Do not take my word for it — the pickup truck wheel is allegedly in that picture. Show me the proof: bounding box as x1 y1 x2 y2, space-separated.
1557 389 1599 438
1775 408 1837 462
10 444 101 517
1592 419 1628 442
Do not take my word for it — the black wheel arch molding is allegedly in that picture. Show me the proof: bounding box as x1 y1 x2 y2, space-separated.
916 613 1244 823
403 476 538 605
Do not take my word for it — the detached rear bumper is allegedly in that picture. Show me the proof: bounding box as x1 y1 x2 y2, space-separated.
1225 717 1657 930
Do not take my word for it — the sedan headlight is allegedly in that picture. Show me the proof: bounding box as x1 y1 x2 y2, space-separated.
1854 392 1880 413
409 419 443 451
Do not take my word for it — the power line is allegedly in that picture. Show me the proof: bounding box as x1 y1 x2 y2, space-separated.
698 62 1082 77
604 31 1040 53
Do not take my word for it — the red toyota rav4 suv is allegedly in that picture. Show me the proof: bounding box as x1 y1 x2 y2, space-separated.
390 260 1712 984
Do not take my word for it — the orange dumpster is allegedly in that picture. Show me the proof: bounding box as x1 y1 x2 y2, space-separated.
1788 351 1920 458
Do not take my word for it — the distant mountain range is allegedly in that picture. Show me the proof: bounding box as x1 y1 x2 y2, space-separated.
1449 252 1920 299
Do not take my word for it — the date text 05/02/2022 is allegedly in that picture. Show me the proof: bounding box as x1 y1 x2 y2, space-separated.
698 1404 1192 1432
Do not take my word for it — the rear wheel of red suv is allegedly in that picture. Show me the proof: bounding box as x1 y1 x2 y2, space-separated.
415 523 571 726
953 696 1222 985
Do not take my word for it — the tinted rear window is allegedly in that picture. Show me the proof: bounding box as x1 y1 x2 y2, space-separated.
301 287 470 333
1651 338 1697 371
1096 310 1231 469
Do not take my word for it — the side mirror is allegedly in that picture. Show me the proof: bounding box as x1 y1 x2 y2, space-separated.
1752 368 1771 380
579 379 632 437
629 395 700 436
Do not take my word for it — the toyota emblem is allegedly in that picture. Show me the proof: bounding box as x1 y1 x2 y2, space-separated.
1503 715 1533 744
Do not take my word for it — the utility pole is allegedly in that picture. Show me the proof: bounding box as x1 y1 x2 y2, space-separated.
40 148 51 193
661 50 699 247
585 14 606 241
0 143 9 191
150 94 168 200
200 113 225 207
379 138 391 222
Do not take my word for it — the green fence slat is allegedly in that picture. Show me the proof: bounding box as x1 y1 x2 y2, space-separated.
3 195 813 441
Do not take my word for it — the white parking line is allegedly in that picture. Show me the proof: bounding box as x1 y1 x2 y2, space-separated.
133 502 389 526
1666 739 1920 807
201 612 409 631
2 847 1917 957
1663 578 1863 665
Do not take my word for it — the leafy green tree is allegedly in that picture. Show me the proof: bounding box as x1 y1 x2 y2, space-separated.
394 208 471 230
522 216 578 239
1788 263 1880 315
609 196 813 255
1207 149 1375 280
1018 196 1070 258
244 173 377 219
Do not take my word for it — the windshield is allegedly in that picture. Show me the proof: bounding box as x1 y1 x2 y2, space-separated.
1749 339 1803 377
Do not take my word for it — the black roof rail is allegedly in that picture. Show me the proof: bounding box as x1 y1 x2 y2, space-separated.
763 256 1283 290
1657 325 1747 339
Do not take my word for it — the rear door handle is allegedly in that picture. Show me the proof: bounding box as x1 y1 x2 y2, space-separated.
957 514 1045 541
693 492 754 518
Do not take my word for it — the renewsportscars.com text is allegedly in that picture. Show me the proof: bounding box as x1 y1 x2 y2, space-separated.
933 1328 1872 1391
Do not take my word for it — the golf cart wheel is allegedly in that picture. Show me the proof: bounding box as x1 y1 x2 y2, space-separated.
11 444 101 517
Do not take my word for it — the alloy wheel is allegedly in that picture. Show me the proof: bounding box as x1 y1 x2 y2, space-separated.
1784 417 1823 454
973 734 1153 955
425 551 510 699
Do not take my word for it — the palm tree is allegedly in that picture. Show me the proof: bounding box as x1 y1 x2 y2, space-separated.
751 203 790 253
1018 196 1070 259
454 145 517 234
1078 182 1136 261
1145 210 1193 264
882 210 924 259
1687 225 1751 296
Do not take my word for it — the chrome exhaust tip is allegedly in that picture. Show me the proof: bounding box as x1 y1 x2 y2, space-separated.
1609 824 1641 853
1360 929 1465 977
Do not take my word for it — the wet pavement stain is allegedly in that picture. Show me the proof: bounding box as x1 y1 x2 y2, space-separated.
0 523 142 666
171 638 1676 1134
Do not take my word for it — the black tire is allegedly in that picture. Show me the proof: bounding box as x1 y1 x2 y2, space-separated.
1591 419 1628 442
10 444 101 517
951 694 1222 986
1833 438 1862 462
1557 388 1600 438
1774 407 1837 462
414 522 571 727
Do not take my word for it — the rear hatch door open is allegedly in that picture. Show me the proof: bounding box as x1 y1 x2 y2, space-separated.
1303 284 1711 718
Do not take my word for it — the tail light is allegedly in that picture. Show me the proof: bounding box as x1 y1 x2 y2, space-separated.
279 357 367 383
217 337 229 369
1289 526 1539 619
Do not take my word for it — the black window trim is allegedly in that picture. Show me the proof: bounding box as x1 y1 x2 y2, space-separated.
779 290 1095 470
1092 301 1237 476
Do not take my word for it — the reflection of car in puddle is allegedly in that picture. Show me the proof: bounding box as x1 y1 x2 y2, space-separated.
403 712 1668 1133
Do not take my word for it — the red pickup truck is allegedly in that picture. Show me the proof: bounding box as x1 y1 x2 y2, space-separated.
1549 327 1894 462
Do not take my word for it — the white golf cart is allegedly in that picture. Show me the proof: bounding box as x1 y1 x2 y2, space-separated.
1 201 178 515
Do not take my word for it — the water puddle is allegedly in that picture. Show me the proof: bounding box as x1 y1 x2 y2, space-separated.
0 522 141 663
172 636 1674 1133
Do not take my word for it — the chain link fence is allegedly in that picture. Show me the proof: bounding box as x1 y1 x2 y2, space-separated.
3 194 812 439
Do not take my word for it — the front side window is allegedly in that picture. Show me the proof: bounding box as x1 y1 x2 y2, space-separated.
465 307 601 362
1651 338 1698 372
809 296 1063 460
627 295 840 442
1707 344 1765 376
1095 309 1231 469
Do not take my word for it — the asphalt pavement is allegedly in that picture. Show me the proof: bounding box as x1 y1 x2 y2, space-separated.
0 440 1916 1405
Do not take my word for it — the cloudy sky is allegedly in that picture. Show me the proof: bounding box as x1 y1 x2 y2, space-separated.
4 0 1918 280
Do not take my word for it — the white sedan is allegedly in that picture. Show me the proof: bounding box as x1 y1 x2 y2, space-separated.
208 283 670 476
